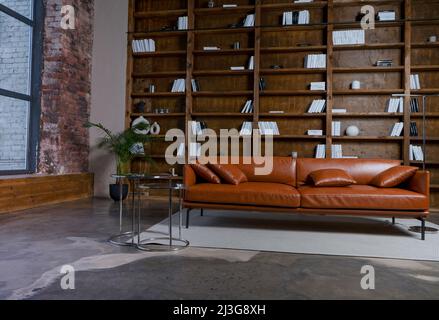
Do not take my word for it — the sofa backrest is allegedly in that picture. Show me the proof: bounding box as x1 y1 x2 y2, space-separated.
296 158 401 186
236 157 297 187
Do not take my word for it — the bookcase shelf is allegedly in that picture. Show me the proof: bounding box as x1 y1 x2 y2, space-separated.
127 0 439 209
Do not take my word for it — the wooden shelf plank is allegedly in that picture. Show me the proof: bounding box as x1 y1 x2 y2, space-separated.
130 113 186 118
133 51 186 57
261 45 327 53
332 136 404 141
410 137 439 142
191 113 253 117
431 184 439 190
261 90 326 96
333 112 404 117
273 135 327 140
412 42 439 49
132 71 186 78
259 113 326 118
262 25 326 32
412 113 439 118
134 9 188 18
261 1 328 10
333 43 404 50
333 21 404 29
333 0 404 7
193 70 253 76
193 91 254 97
333 89 404 95
194 27 254 34
411 65 439 71
194 5 255 15
411 160 439 166
333 66 404 73
193 48 254 55
260 68 326 75
412 89 439 94
132 30 188 37
131 92 185 98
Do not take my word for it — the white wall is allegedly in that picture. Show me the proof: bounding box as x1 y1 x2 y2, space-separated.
90 0 128 197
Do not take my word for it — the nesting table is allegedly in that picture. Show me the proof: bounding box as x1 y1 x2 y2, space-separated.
108 173 189 252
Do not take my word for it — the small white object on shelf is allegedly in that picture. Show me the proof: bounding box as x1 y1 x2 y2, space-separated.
307 130 323 136
230 66 245 71
346 125 360 137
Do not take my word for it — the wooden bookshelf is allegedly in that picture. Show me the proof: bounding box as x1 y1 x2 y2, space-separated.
127 0 439 209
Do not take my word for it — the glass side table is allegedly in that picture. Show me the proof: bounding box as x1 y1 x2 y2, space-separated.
136 180 189 252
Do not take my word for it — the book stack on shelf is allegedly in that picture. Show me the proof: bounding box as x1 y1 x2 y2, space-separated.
315 144 326 159
387 97 404 113
191 79 201 92
240 122 253 136
243 14 255 27
390 122 404 137
410 122 419 137
331 145 343 159
177 16 188 30
307 130 323 136
410 145 424 161
332 30 365 46
332 121 341 137
241 100 254 114
304 54 326 68
377 10 396 22
307 100 326 113
132 39 156 53
310 82 326 91
259 122 280 136
410 74 421 90
282 10 310 26
171 79 186 93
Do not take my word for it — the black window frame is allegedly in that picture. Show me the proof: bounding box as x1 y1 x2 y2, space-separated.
0 0 43 175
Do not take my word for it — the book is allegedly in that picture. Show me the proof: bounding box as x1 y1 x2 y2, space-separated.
259 78 266 91
331 145 343 159
411 145 424 161
177 143 185 157
248 56 254 70
307 130 323 136
332 109 347 113
223 4 238 8
377 10 396 21
332 121 341 136
387 97 403 113
132 39 156 53
171 79 186 92
410 98 420 113
240 121 253 136
203 46 220 51
304 54 326 68
315 144 326 159
310 82 326 91
177 16 188 30
191 79 200 92
243 14 255 27
259 122 280 135
241 100 254 114
390 122 404 137
307 100 326 113
333 29 365 45
410 122 419 137
230 66 245 71
410 74 421 90
282 10 310 25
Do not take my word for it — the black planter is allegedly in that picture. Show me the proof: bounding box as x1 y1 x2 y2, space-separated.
109 184 129 202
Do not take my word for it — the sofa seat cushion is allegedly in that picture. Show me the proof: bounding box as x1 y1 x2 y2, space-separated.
299 185 429 211
186 182 301 208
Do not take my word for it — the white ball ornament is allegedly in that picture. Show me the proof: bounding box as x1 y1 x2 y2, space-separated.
346 125 360 137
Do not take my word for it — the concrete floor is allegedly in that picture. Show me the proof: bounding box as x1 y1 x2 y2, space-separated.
0 198 439 300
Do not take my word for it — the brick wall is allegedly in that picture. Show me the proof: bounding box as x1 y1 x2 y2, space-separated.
0 0 32 171
1 0 95 174
38 0 94 174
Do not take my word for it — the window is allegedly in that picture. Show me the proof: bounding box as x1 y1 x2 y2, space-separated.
0 0 42 174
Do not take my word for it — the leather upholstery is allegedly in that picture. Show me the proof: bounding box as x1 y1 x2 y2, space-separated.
371 166 418 188
208 163 248 185
186 182 301 208
408 171 430 196
309 169 356 187
299 185 429 210
190 163 221 184
297 158 401 186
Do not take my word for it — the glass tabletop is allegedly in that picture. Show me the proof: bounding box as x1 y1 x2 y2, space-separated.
137 182 185 190
111 173 182 180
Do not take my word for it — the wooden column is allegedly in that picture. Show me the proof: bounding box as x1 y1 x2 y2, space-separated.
326 0 334 158
403 0 412 165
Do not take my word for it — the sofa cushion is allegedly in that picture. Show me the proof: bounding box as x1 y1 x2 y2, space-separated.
208 164 248 185
190 163 221 184
371 166 418 188
186 182 301 208
310 169 356 187
299 185 428 211
297 159 401 186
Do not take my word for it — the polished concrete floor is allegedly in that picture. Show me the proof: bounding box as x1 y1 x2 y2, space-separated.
0 198 439 300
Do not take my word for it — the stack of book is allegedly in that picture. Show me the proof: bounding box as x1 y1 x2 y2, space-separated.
171 79 186 92
230 66 245 71
191 79 200 92
241 100 254 114
390 122 404 137
223 4 238 8
294 0 314 3
410 74 421 90
410 98 420 113
304 54 326 68
377 10 396 21
248 56 254 70
315 144 326 159
333 30 365 45
132 39 156 53
203 46 221 51
190 121 208 136
332 121 341 136
307 130 323 136
387 97 404 113
259 78 266 91
177 143 185 157
331 145 343 159
243 14 255 27
307 100 326 113
240 122 253 136
410 145 424 161
282 10 310 25
333 108 347 113
410 122 419 137
375 59 393 67
177 16 188 30
259 122 280 135
310 82 326 91
189 143 202 158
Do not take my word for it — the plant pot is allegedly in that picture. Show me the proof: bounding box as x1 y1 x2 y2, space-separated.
109 184 129 202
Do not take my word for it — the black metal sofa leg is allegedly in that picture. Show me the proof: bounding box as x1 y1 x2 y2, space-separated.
392 217 396 225
201 208 204 217
420 218 426 241
186 209 192 229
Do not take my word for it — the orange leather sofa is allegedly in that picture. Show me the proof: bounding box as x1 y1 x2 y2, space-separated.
184 158 430 240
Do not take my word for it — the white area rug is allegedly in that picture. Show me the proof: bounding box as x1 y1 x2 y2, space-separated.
144 210 439 261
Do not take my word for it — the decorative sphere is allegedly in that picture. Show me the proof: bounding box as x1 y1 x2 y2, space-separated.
346 125 360 137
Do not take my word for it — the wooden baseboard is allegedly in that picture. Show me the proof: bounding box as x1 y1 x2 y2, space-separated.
0 173 94 214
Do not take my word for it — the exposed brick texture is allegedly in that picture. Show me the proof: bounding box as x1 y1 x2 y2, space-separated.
38 0 94 174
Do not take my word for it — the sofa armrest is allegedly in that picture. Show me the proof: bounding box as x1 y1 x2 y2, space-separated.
184 165 197 188
408 171 430 196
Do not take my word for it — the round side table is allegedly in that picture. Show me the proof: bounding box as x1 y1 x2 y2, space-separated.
136 181 189 252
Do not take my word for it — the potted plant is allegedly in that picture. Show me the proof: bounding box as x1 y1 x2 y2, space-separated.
86 121 152 201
